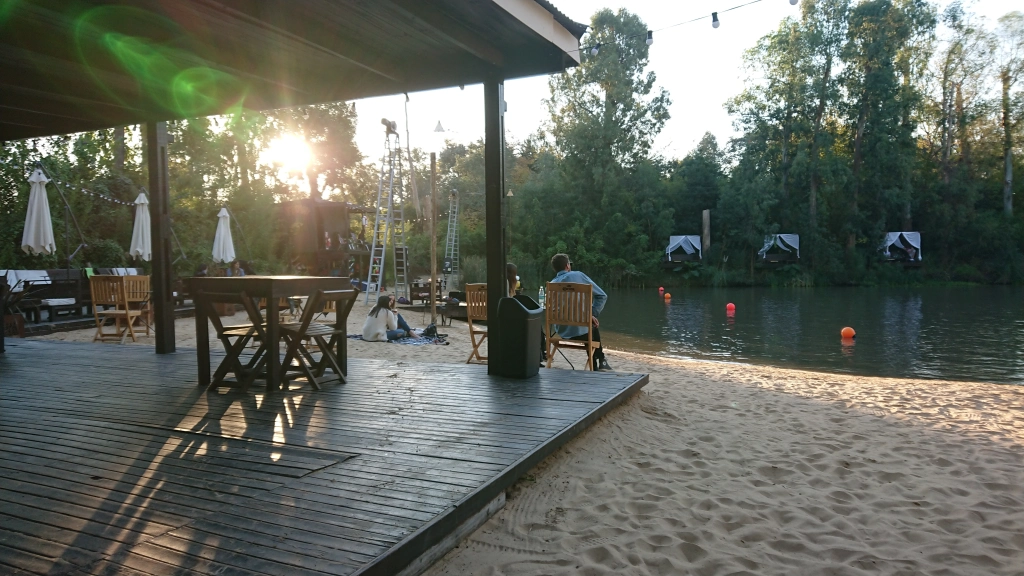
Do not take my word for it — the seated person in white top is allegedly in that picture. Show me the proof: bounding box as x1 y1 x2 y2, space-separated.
361 295 419 341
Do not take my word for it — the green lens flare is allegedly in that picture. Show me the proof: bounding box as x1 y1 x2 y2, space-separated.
74 6 247 117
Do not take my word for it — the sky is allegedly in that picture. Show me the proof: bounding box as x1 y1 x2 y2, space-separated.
348 0 1019 165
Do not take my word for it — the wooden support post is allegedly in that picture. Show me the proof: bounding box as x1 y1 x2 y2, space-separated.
147 121 175 354
430 153 438 326
484 77 506 373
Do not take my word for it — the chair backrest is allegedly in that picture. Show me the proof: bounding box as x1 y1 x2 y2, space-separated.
122 275 150 303
545 282 593 328
465 283 488 322
196 290 265 338
90 275 128 308
294 289 358 333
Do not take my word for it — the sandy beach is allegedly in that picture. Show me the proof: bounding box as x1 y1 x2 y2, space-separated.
34 303 1024 575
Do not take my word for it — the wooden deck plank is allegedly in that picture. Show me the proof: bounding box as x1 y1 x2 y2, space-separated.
0 339 647 576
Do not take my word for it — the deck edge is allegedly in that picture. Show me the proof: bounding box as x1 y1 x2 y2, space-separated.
353 371 650 576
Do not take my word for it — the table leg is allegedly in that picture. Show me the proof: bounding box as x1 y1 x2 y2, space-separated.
336 313 347 377
267 297 280 392
195 298 210 387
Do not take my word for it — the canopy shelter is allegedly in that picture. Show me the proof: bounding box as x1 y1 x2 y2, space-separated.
1 0 584 357
665 235 702 261
881 232 922 261
759 234 800 260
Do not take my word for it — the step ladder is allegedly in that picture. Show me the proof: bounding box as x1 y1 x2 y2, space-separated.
442 191 460 291
364 122 411 304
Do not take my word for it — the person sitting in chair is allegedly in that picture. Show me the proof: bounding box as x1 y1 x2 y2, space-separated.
362 295 419 342
549 253 611 371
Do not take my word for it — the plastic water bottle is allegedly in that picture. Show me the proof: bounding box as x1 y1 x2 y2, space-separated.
538 286 545 307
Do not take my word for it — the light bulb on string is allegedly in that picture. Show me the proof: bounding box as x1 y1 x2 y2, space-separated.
303 108 309 120
790 0 798 4
590 43 600 56
712 12 720 28
646 30 653 45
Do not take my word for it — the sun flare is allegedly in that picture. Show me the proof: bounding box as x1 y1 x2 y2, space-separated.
265 135 311 172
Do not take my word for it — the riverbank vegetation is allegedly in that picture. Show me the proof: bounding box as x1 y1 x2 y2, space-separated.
2 2 1023 290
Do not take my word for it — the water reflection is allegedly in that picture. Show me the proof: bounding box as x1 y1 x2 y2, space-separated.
599 287 1024 384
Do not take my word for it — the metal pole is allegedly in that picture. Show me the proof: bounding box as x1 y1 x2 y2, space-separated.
429 153 437 326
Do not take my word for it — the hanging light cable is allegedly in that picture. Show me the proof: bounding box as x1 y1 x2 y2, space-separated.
712 12 720 28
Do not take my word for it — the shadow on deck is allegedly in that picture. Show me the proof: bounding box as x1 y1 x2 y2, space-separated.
0 339 647 576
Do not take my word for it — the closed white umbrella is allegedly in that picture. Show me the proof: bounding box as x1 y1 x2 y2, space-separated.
212 207 235 264
21 168 56 255
129 192 151 261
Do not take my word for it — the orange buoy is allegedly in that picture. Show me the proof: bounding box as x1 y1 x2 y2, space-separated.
664 293 672 299
841 327 856 339
726 302 736 312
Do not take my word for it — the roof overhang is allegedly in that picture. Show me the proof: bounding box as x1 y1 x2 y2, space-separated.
0 0 585 141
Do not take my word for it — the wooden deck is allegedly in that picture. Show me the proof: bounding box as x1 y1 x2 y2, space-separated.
0 340 647 576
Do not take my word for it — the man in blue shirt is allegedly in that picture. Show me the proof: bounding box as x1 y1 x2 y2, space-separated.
549 253 611 371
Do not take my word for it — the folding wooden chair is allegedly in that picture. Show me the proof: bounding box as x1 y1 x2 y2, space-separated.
279 289 358 390
545 282 600 370
197 290 268 391
123 275 152 335
465 283 488 364
90 275 142 344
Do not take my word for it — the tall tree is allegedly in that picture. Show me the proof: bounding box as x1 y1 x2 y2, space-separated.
996 11 1024 216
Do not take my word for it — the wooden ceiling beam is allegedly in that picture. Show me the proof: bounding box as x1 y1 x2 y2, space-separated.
386 0 505 69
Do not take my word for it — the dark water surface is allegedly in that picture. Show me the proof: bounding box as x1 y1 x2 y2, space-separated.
597 287 1024 384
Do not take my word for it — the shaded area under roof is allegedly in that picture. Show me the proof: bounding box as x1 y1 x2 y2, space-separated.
0 0 585 141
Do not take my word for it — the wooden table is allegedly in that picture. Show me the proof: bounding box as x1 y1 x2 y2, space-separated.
190 276 352 392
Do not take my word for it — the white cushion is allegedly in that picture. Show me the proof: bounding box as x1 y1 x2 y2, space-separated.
14 270 50 285
41 298 76 306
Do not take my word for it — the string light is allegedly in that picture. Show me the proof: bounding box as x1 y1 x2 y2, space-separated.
568 0 794 55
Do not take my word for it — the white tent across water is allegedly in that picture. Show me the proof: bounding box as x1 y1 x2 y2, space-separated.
759 234 800 258
212 207 236 264
665 235 702 260
881 232 921 261
129 192 152 261
21 168 56 256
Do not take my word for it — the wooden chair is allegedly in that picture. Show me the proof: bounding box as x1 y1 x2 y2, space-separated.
89 275 142 344
196 290 268 391
545 282 600 370
465 283 488 364
279 289 358 390
123 275 152 335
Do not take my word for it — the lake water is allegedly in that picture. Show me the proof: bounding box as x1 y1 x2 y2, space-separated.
597 287 1024 384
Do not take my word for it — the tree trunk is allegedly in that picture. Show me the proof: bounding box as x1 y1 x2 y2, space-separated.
850 82 868 249
307 168 321 200
809 51 833 230
956 82 970 174
1003 70 1014 218
114 126 125 172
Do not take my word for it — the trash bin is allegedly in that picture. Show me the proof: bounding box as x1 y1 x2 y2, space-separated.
494 295 543 378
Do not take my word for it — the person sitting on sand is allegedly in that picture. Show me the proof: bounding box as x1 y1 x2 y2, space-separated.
550 253 611 371
362 295 419 342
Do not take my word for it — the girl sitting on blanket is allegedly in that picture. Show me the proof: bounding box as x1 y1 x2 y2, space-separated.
362 295 419 342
